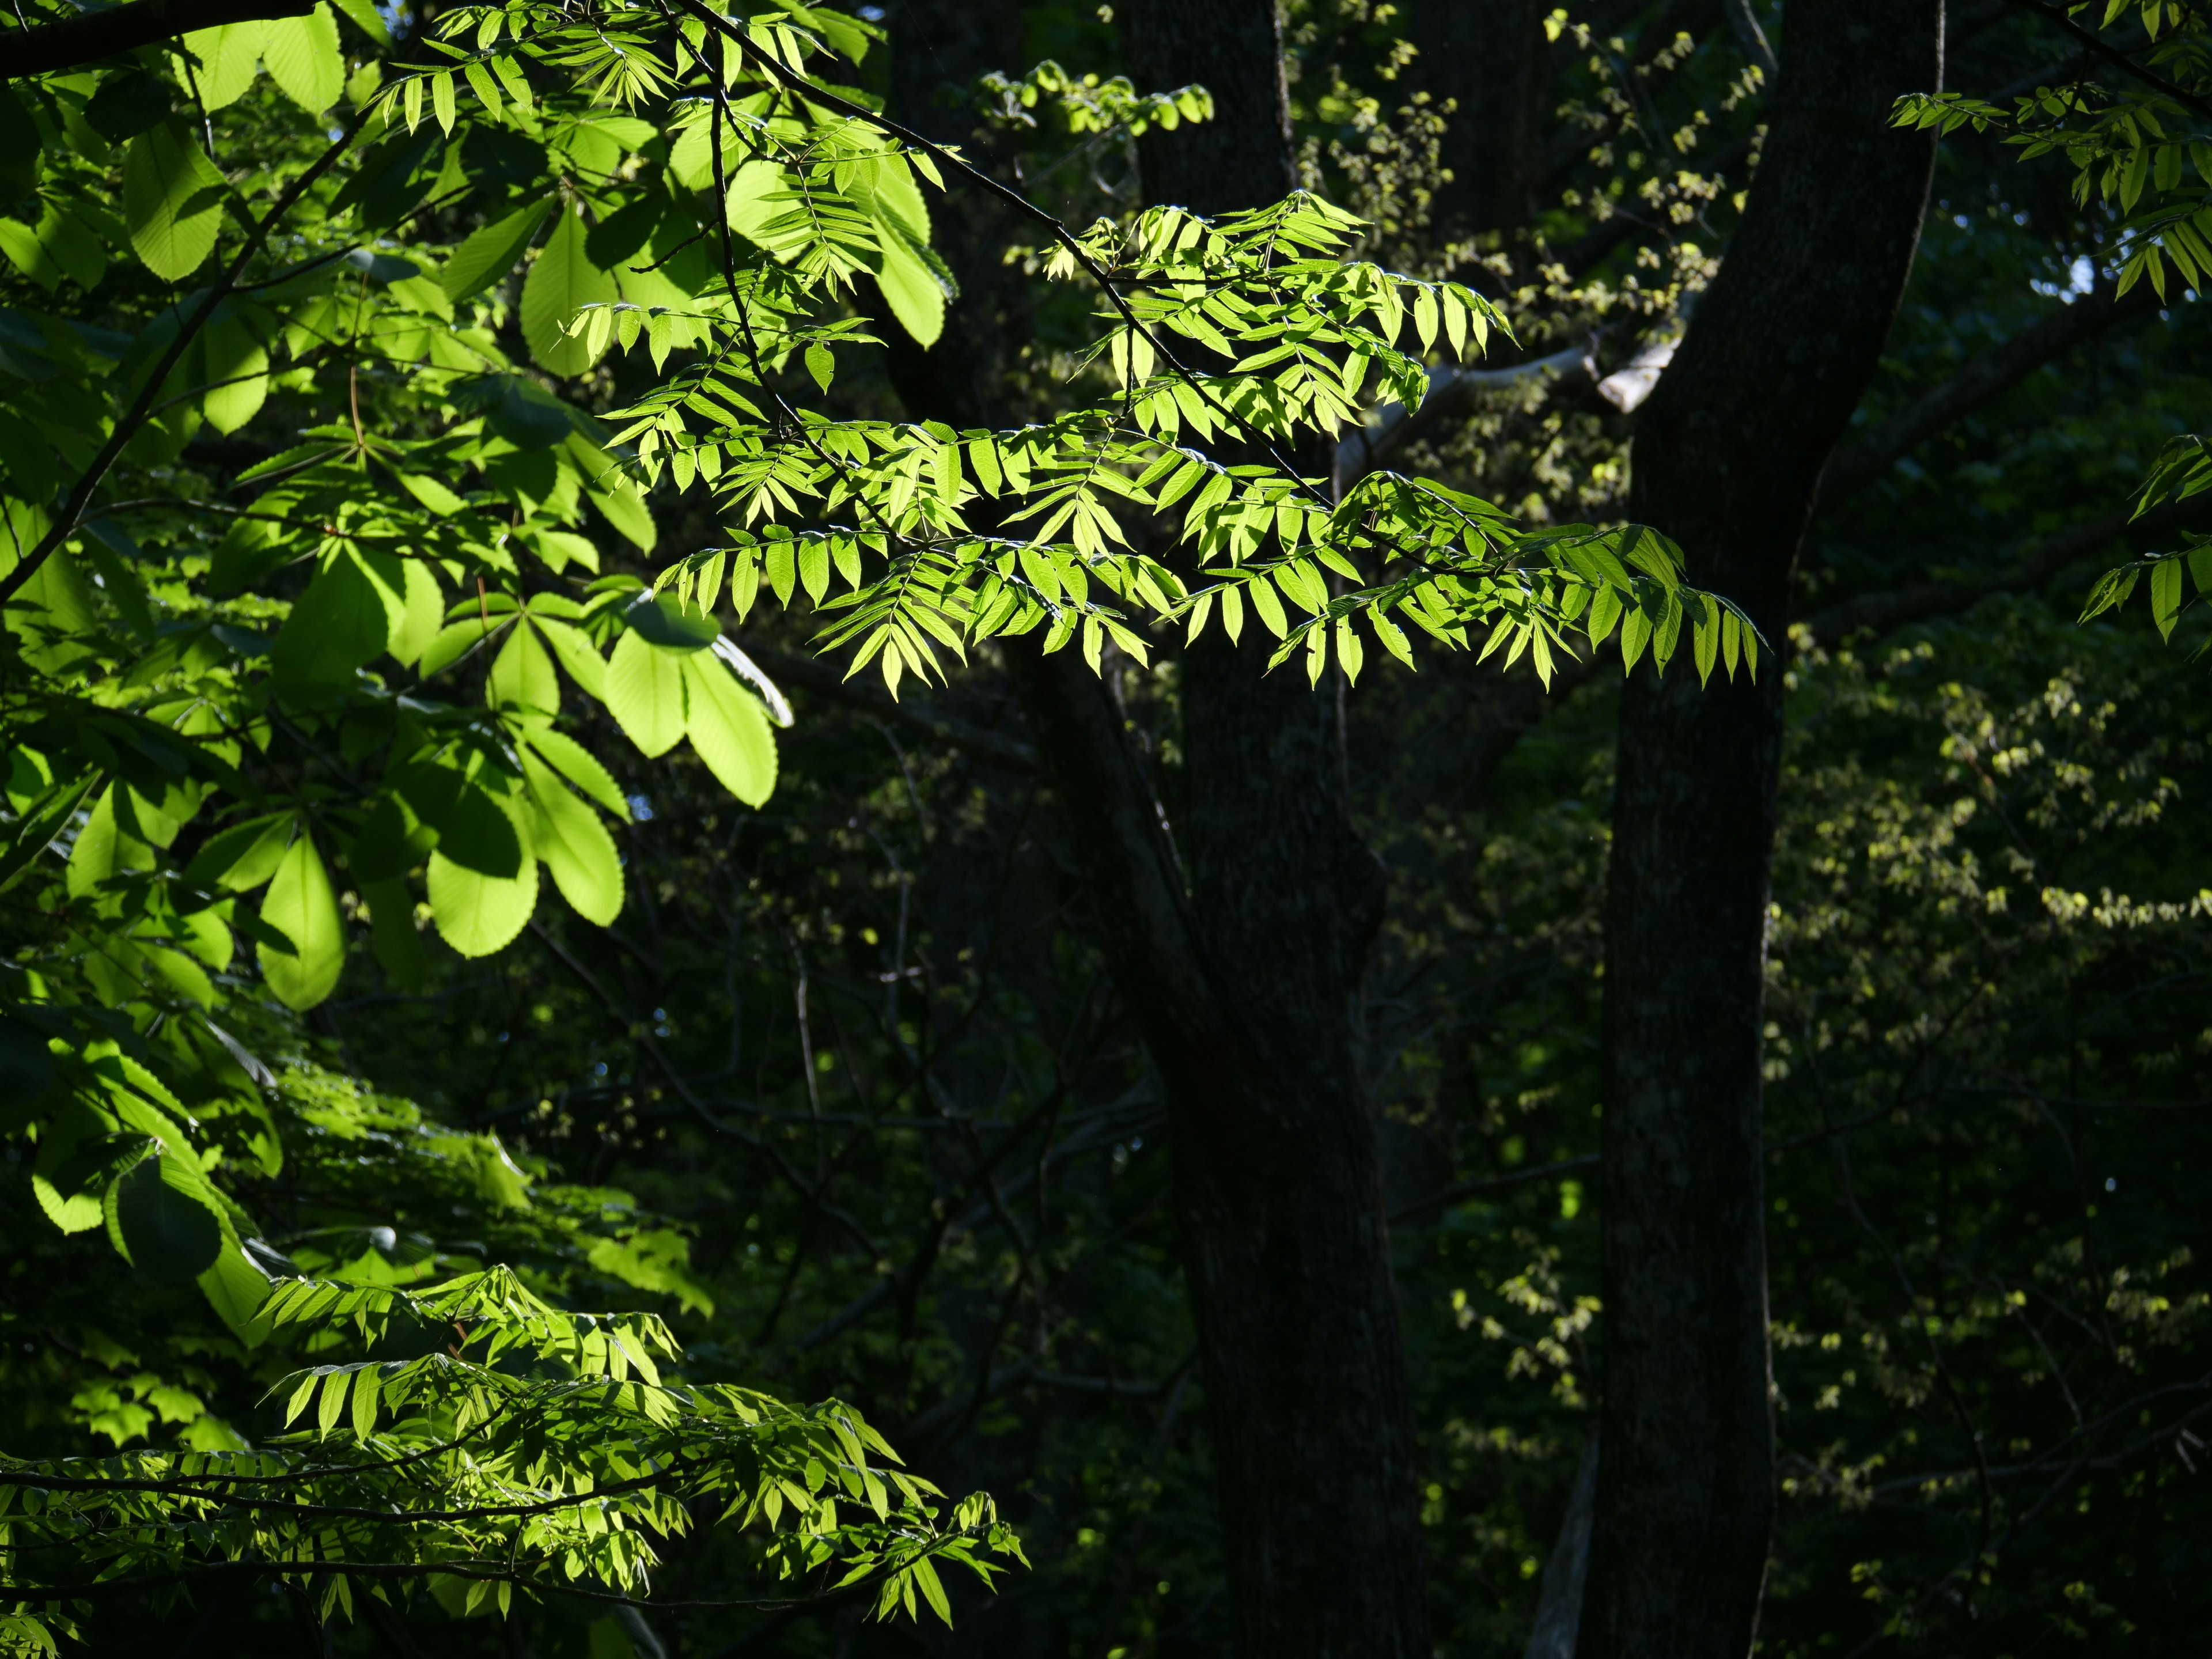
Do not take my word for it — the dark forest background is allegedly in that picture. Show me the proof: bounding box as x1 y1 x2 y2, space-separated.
9 2 2211 1656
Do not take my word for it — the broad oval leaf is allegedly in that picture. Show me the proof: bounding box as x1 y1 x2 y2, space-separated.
257 830 345 1010
443 199 553 305
877 231 945 350
427 847 538 958
681 653 777 807
521 751 622 925
521 206 617 376
114 1154 223 1283
270 549 399 696
488 620 559 716
180 24 262 110
418 775 524 880
123 121 228 282
522 729 628 819
261 5 344 113
605 629 688 757
182 810 291 892
201 315 270 435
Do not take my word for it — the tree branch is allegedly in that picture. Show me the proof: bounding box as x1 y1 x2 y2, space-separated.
745 645 1037 774
2 0 314 82
1391 1152 1600 1224
1794 500 2187 647
1817 283 2161 510
2003 0 2212 123
0 104 369 606
1335 344 1597 487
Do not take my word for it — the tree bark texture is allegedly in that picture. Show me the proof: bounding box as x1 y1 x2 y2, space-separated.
1410 0 1550 234
879 3 1433 1652
1588 6 1942 1657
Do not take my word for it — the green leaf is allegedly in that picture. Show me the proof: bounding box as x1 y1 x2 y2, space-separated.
680 653 777 807
183 811 293 892
198 1241 272 1344
123 121 229 283
877 232 945 349
443 199 553 304
585 195 662 270
533 616 608 701
605 630 689 757
0 771 98 895
523 729 628 817
362 876 427 988
0 214 57 290
522 206 618 376
427 846 538 957
350 1366 381 1439
911 1557 953 1627
488 620 560 715
624 592 718 649
589 480 658 551
349 791 435 883
2151 554 2186 640
418 775 525 879
521 751 623 925
67 787 127 900
262 5 344 113
181 25 262 111
326 0 391 46
1620 601 1653 675
421 616 509 679
317 1367 350 1435
390 561 445 666
270 548 398 696
257 832 346 1010
200 315 269 436
113 1155 223 1283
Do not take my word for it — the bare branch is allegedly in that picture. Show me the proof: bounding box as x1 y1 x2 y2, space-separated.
2003 0 2212 123
1817 283 2161 511
1 0 313 81
1794 501 2187 648
745 645 1037 774
1334 345 1596 488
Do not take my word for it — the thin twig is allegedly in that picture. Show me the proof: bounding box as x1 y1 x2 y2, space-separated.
2004 0 2212 122
0 103 377 607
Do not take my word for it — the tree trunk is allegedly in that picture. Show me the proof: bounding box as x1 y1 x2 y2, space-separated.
880 2 1434 1652
1586 5 1942 1657
875 5 1430 1649
1411 0 1549 236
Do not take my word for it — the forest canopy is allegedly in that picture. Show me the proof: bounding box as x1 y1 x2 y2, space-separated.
2 2 2209 1658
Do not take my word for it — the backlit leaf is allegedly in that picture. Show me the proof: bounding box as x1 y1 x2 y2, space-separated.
257 832 345 1010
123 121 227 282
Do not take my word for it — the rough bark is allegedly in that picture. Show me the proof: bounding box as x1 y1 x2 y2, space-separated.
1587 6 1943 1657
1412 0 1550 234
1107 9 1429 1651
872 5 1433 1655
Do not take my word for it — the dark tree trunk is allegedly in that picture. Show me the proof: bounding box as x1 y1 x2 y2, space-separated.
877 2 1430 1653
1410 0 1549 236
1586 5 1943 1657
